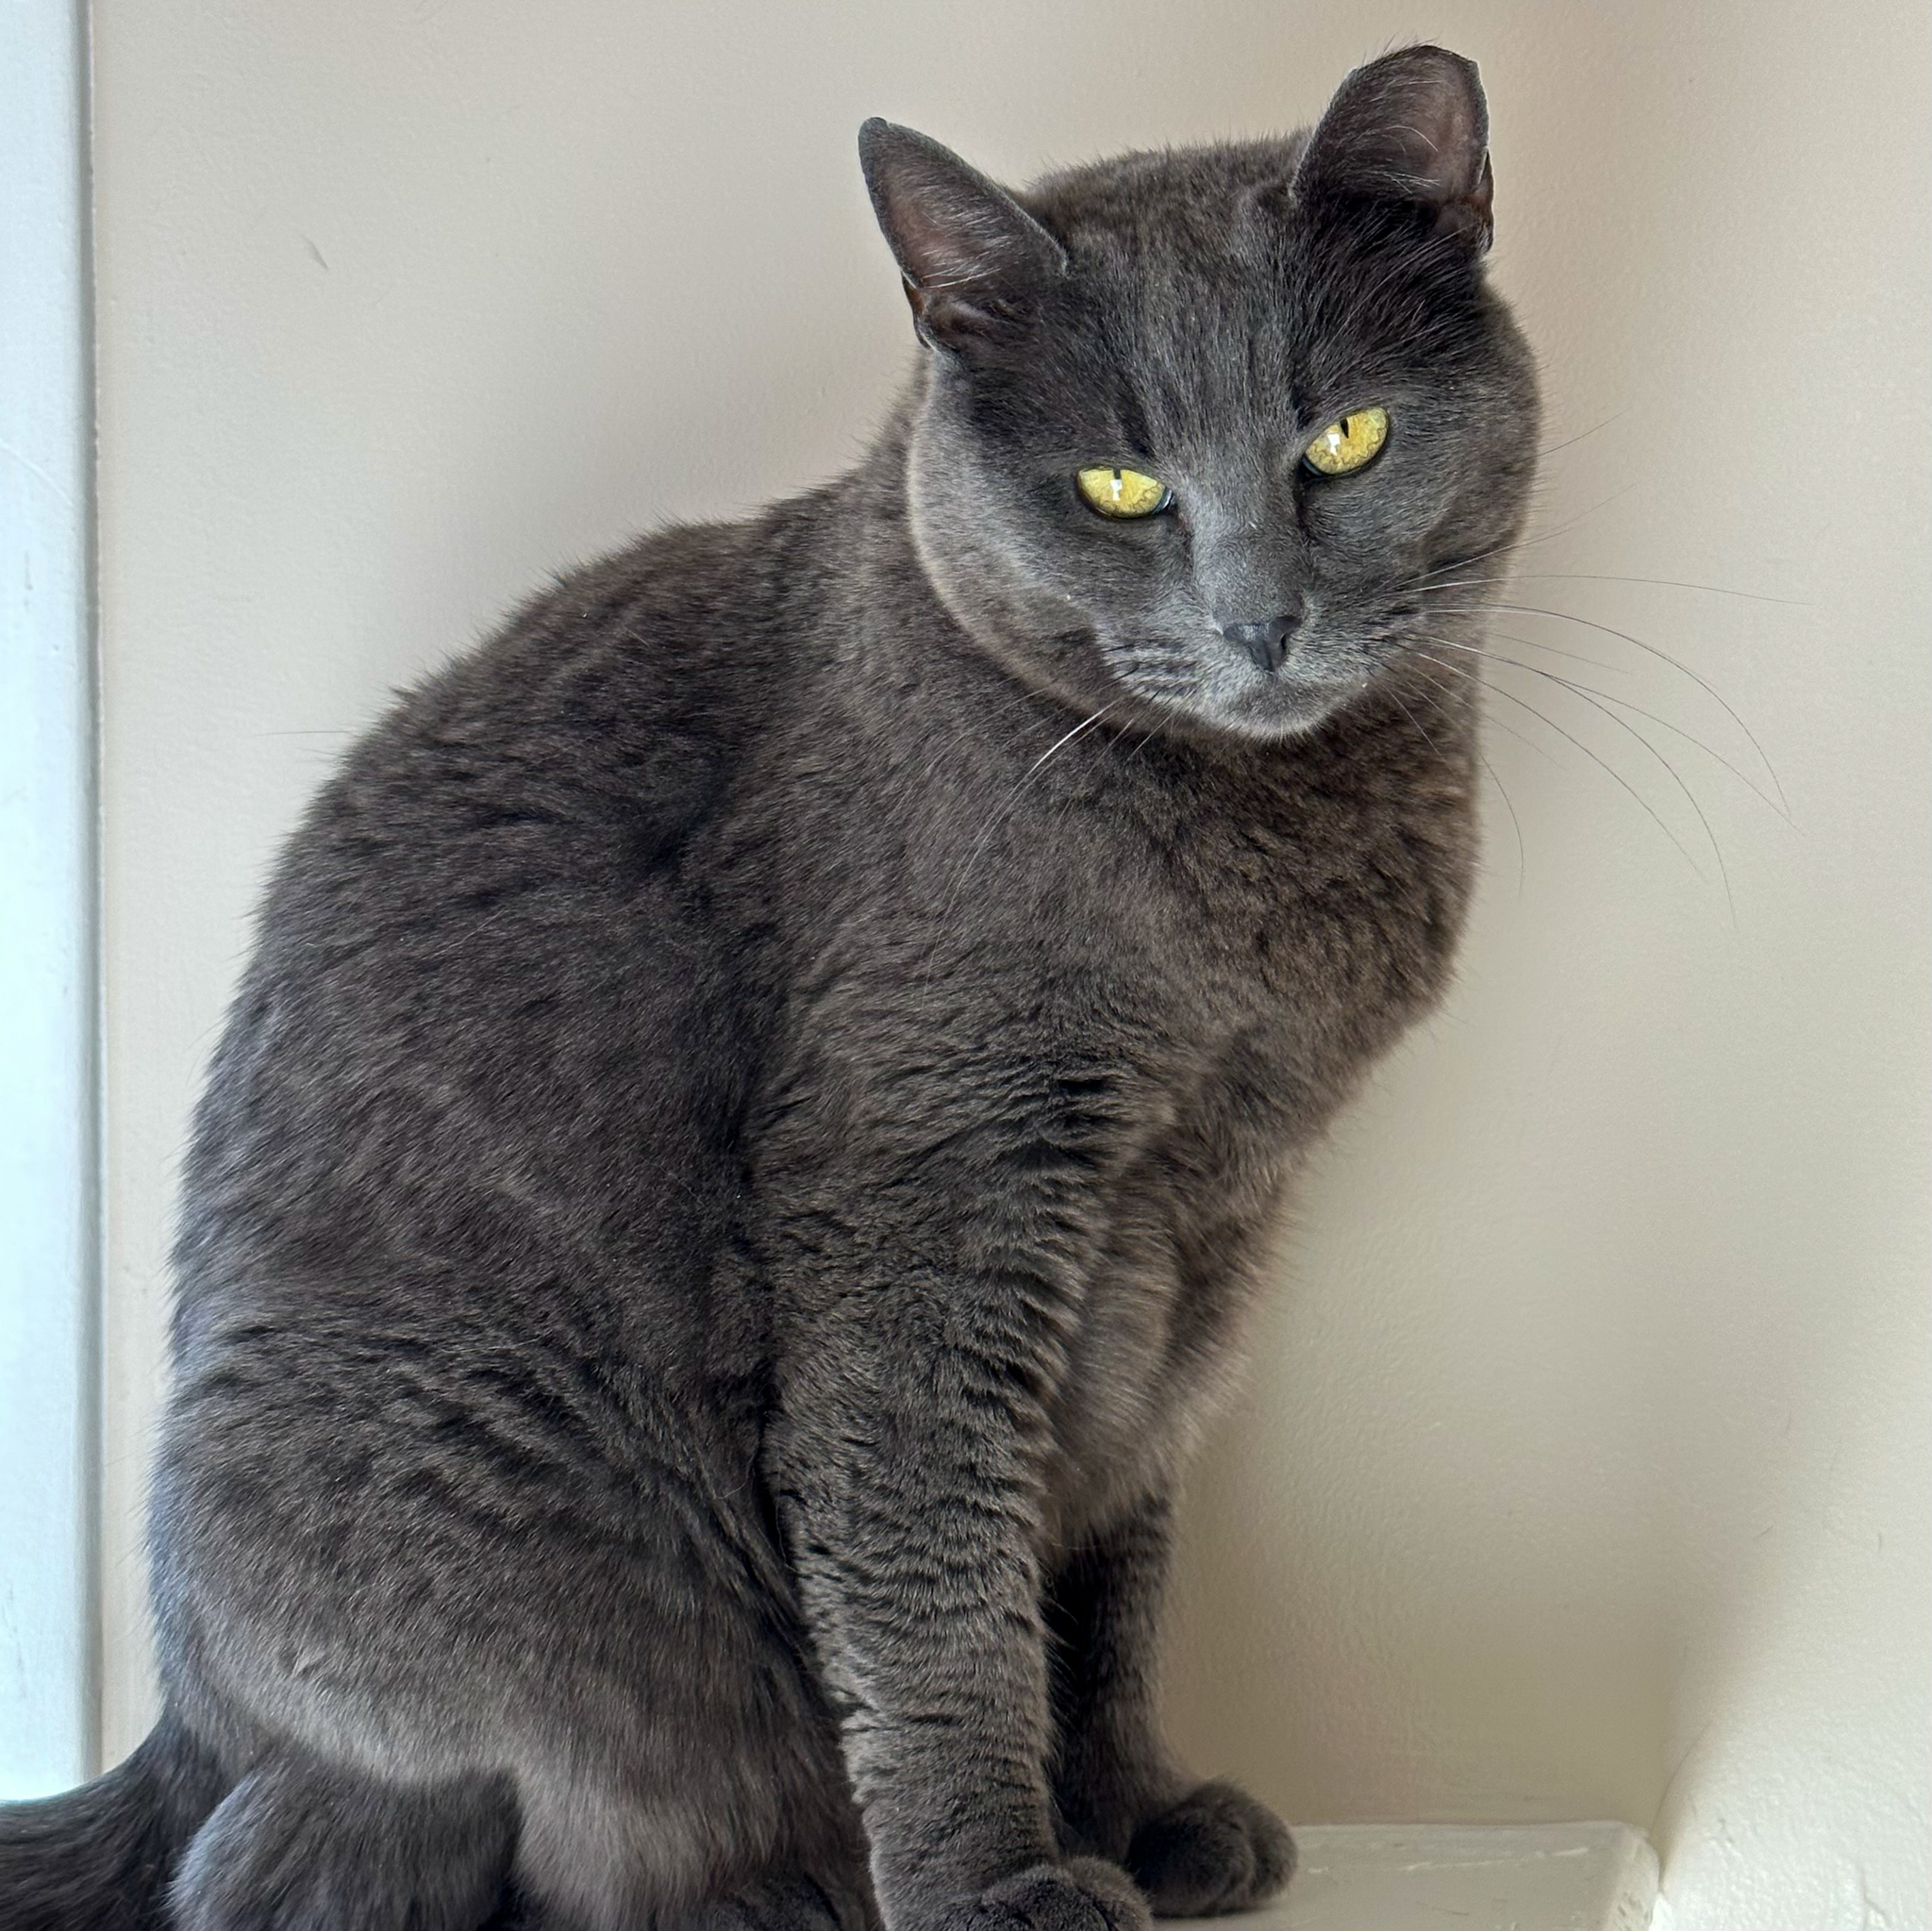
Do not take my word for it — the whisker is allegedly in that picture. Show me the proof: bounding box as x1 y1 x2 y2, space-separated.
1461 694 1563 767
1489 602 1788 816
918 701 1119 1012
1387 690 1444 760
1404 646 1712 887
1403 584 1788 818
1024 703 1119 779
1411 633 1734 920
1418 629 1789 821
1405 483 1645 593
1509 485 1649 557
1536 412 1624 459
1510 571 1807 608
1396 602 1627 675
1477 738 1527 898
908 679 1039 796
1395 682 1526 896
1407 537 1518 591
1408 569 1804 610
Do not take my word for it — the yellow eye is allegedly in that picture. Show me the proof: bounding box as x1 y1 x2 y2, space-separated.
1303 406 1391 476
1075 466 1174 519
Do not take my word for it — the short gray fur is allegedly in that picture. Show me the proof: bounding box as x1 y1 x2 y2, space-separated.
0 44 1537 1931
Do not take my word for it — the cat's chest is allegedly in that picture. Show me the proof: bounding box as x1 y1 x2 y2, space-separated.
1104 754 1470 1060
1038 1018 1320 1547
1038 768 1474 1544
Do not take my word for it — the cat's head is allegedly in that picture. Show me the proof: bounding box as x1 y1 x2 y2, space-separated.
861 46 1539 742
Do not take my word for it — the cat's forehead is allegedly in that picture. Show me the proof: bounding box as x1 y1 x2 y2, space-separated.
1021 154 1311 444
1023 137 1309 247
1020 140 1429 443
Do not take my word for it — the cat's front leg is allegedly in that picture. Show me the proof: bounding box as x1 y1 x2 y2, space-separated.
774 1290 1150 1931
1047 1492 1294 1917
762 1023 1159 1931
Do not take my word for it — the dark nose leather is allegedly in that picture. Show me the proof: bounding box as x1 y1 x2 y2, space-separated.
1218 609 1301 674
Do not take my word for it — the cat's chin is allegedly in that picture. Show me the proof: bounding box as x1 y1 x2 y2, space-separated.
1142 672 1372 745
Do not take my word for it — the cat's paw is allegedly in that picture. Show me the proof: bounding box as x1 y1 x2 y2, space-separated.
1124 1782 1294 1918
936 1857 1150 1931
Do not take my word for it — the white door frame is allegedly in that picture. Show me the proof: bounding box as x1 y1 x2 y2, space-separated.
1 0 99 1796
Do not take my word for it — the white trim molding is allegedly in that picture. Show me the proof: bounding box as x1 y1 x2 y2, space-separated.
0 0 98 1797
1185 1823 1658 1931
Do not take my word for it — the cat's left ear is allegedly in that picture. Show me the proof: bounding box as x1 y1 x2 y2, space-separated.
859 120 1067 354
1292 44 1494 255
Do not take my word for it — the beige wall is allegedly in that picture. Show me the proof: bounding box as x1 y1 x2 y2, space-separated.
92 3 1929 1923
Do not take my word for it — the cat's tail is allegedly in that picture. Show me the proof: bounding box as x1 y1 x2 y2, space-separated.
0 1708 227 1931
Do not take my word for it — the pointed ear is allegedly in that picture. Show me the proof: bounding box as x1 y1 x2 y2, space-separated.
1292 45 1494 254
858 119 1066 352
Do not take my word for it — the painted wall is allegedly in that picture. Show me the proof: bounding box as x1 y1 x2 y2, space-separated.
89 3 1928 1923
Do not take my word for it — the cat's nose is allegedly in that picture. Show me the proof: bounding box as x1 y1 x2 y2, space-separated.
1217 607 1303 674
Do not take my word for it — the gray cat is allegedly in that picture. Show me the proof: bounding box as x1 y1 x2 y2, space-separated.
0 43 1537 1931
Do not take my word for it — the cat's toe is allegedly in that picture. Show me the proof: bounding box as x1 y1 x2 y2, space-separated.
1124 1782 1294 1918
940 1857 1150 1931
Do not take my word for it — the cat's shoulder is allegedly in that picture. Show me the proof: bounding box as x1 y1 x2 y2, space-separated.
447 499 824 711
336 486 853 800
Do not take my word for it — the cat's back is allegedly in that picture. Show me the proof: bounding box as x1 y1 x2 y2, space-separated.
149 507 866 1740
171 500 829 1356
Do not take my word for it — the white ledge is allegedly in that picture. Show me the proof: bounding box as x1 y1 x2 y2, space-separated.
1183 1823 1657 1931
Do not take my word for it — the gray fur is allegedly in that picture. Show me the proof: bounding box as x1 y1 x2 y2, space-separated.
0 44 1536 1931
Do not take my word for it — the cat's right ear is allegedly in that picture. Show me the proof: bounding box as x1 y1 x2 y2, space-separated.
858 120 1066 355
1292 44 1495 255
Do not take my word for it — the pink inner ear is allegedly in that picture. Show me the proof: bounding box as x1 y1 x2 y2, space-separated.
860 119 1064 299
882 182 988 291
1391 71 1491 210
